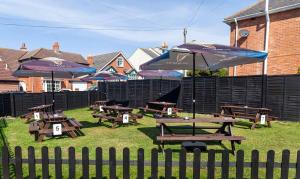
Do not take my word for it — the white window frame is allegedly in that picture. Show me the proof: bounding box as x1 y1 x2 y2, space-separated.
117 57 124 67
43 79 61 92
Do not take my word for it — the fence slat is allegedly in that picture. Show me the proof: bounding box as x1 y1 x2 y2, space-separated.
2 146 9 179
82 147 89 179
251 150 259 179
68 147 76 179
96 147 103 179
193 148 201 179
109 147 116 179
123 148 130 179
221 150 229 179
236 150 244 179
28 146 36 179
165 149 172 179
281 149 290 179
265 150 275 179
15 146 23 179
137 148 144 179
42 146 49 179
179 149 186 179
207 150 215 179
151 148 158 179
54 147 62 179
296 150 300 179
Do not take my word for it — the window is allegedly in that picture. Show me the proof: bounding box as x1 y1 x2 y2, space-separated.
117 57 124 67
107 67 117 73
127 70 137 80
43 80 61 92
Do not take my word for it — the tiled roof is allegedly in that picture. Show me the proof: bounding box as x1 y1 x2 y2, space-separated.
0 48 27 71
92 51 120 70
224 0 300 23
0 61 18 81
19 48 88 65
141 48 161 58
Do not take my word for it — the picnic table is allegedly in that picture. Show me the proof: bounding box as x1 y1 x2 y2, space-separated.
29 113 83 142
93 105 142 128
21 104 53 121
156 117 245 153
90 100 109 111
139 101 181 118
215 105 274 130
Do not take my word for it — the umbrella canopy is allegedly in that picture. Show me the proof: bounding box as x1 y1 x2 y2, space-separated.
138 70 183 79
14 57 96 76
81 71 128 81
140 43 268 71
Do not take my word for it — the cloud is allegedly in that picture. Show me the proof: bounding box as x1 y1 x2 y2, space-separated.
0 0 228 44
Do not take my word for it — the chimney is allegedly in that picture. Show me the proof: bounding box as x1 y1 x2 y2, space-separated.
87 55 94 66
52 42 60 53
20 43 27 51
161 41 168 53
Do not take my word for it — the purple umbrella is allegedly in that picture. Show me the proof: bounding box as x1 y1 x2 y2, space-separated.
138 70 183 79
82 71 128 81
14 57 96 112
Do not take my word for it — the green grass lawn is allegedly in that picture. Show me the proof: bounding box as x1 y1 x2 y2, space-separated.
2 108 300 178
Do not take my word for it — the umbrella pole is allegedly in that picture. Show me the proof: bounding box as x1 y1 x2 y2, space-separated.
159 76 162 97
192 52 196 136
51 71 55 114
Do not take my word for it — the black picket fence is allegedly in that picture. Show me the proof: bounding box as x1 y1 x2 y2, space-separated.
1 146 300 179
99 75 300 121
0 91 99 117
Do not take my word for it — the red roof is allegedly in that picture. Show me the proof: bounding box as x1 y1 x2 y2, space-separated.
0 61 18 81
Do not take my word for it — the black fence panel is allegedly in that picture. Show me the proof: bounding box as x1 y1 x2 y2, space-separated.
89 91 99 105
44 92 67 111
66 92 89 109
13 93 45 116
0 93 12 117
266 76 285 119
282 76 300 121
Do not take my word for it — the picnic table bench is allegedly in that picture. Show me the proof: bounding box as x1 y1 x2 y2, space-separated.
93 105 142 128
139 101 182 118
214 105 276 129
29 113 83 142
21 104 53 121
156 117 245 154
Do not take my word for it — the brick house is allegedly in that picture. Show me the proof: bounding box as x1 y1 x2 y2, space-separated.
224 0 300 76
87 51 137 79
0 61 19 92
0 42 92 92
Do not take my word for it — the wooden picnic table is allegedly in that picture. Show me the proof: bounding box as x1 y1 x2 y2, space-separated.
93 105 141 128
216 105 273 130
156 117 245 153
90 100 109 111
29 113 83 142
22 104 53 121
139 101 181 118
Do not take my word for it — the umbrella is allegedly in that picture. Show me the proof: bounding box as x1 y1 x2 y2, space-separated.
141 43 268 135
14 57 96 113
138 70 183 97
82 71 128 81
81 71 128 100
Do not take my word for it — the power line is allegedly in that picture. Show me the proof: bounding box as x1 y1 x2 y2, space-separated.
0 22 185 32
188 0 206 27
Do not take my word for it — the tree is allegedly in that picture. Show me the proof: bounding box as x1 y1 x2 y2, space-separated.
187 68 228 77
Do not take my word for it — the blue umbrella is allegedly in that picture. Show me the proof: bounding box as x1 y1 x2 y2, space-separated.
141 43 268 135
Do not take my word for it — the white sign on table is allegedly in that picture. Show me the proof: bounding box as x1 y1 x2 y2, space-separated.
167 108 172 115
123 114 129 123
33 112 40 120
260 115 266 124
53 124 62 135
99 105 104 112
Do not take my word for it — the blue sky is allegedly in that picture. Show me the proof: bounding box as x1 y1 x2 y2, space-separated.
0 0 256 57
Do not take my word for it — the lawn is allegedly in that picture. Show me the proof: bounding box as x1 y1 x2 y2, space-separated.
2 107 300 178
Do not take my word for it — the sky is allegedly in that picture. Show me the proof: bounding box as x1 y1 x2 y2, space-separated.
0 0 257 57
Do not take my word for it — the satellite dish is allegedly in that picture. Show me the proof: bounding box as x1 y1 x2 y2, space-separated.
239 29 249 37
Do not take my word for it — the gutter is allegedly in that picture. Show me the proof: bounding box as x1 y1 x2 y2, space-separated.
233 18 238 76
223 2 300 24
263 0 270 75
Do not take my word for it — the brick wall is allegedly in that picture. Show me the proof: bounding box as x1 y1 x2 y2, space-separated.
0 81 19 92
107 53 134 75
229 8 300 76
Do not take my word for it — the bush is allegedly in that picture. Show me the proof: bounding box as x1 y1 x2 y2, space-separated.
187 68 228 77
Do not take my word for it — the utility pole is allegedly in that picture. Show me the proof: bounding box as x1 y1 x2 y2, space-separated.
183 28 187 44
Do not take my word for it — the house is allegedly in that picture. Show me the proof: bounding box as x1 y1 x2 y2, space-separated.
224 0 300 76
87 51 137 79
0 42 92 92
128 42 168 71
0 61 19 92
